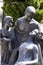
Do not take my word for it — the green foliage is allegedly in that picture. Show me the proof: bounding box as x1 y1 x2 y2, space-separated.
2 0 43 23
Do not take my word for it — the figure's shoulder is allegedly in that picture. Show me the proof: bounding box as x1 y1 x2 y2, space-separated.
30 18 40 25
16 16 25 23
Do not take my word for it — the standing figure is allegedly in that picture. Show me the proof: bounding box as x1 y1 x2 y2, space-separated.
0 16 14 64
14 6 42 65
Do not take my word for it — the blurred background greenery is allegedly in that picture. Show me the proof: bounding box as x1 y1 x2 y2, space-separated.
2 0 43 23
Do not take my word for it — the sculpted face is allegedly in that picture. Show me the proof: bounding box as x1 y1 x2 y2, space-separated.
4 23 9 30
25 12 32 22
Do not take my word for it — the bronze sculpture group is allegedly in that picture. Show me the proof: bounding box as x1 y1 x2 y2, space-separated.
0 6 43 65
